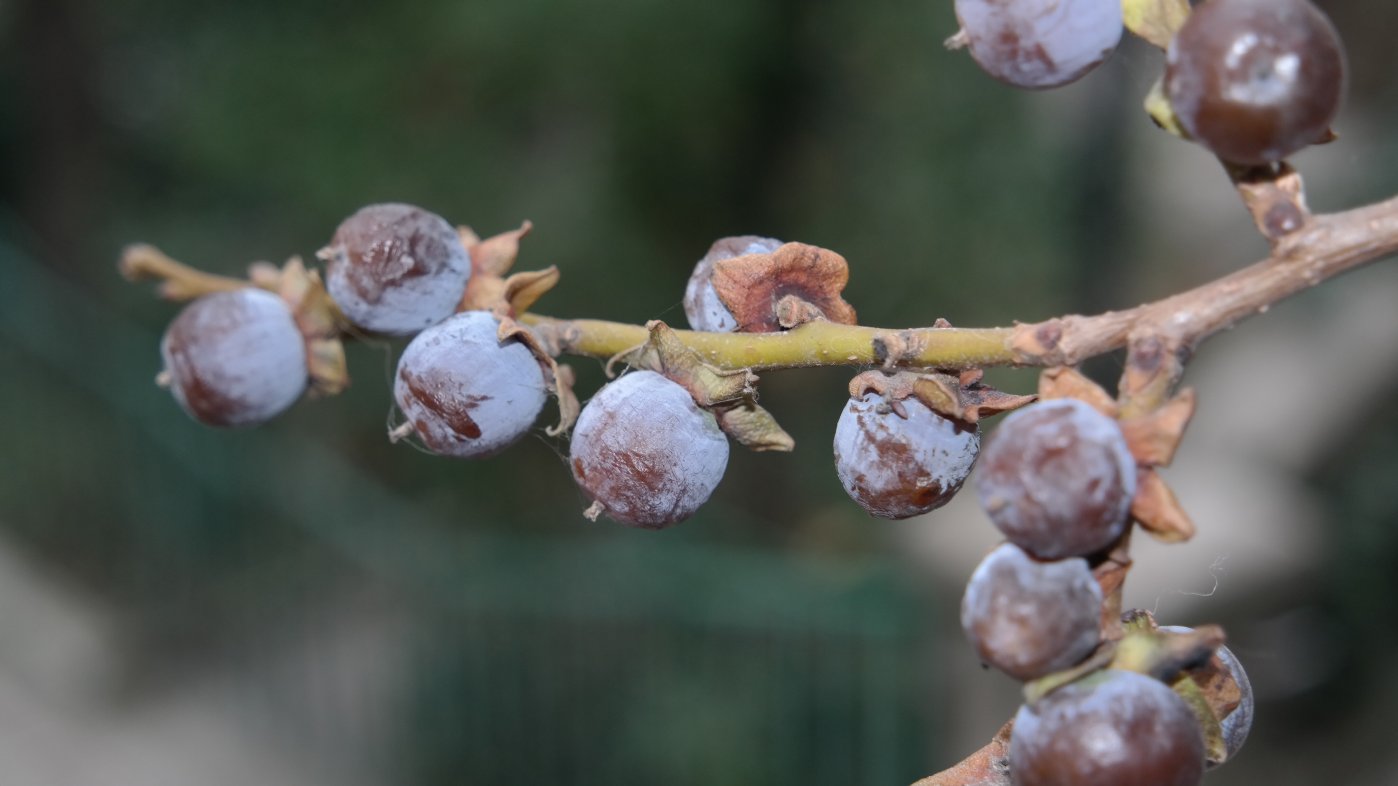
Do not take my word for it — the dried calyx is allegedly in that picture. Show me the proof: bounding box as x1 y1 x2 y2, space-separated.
708 241 858 332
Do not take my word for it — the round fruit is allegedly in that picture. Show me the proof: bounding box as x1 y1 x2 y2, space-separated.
393 311 548 458
833 393 979 519
1010 669 1205 786
160 288 308 427
321 203 471 335
683 236 782 332
960 543 1102 681
953 0 1123 89
976 398 1137 559
1160 626 1254 765
1165 0 1346 165
570 370 729 528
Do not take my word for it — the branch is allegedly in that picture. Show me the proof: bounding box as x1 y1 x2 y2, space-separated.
525 194 1398 374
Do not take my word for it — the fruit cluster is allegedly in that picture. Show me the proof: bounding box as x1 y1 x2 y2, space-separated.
126 0 1363 783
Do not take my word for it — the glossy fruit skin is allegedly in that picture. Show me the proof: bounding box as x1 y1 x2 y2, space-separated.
1159 626 1254 765
570 370 729 528
1010 669 1205 786
160 288 308 427
393 311 548 458
833 393 979 519
961 543 1102 681
976 398 1137 559
322 203 471 335
1165 0 1345 165
683 236 782 332
954 0 1123 89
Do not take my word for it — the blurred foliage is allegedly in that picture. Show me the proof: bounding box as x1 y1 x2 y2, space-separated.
2 0 1397 783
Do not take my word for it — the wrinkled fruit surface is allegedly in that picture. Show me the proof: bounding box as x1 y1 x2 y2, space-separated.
322 203 471 335
833 392 979 519
394 311 548 458
161 288 308 427
954 0 1122 89
1165 0 1345 165
1011 669 1205 786
961 543 1102 681
977 398 1136 559
570 370 729 528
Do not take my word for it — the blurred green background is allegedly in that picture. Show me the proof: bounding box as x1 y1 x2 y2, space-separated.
2 0 1397 784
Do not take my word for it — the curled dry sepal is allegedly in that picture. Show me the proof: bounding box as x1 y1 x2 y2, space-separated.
708 241 858 332
1038 367 1197 543
453 222 577 436
457 221 562 318
266 257 350 398
610 321 794 451
847 367 1035 427
121 244 350 401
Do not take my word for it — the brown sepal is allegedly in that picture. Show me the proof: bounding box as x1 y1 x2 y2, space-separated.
459 222 559 316
277 256 349 397
467 220 531 277
497 316 579 437
710 242 857 332
1131 468 1196 543
1037 366 1118 417
609 321 793 451
910 719 1014 786
504 266 560 315
1120 388 1196 467
849 369 1034 425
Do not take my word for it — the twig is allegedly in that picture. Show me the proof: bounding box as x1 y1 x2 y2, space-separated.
525 194 1398 373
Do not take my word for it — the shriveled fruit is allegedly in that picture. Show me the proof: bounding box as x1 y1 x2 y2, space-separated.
1165 0 1346 165
570 370 729 528
160 288 308 427
961 543 1102 681
393 311 548 458
977 398 1136 559
1010 669 1205 786
953 0 1123 89
833 392 979 519
683 236 782 332
320 203 471 335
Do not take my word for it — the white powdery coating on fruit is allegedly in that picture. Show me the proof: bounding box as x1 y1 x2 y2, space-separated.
977 397 1137 559
324 203 471 336
960 543 1102 681
1159 626 1254 763
683 236 782 332
161 288 308 427
570 370 729 528
393 311 547 458
1011 670 1205 786
955 0 1123 89
833 393 980 519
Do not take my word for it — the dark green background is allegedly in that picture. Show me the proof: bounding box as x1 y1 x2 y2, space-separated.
2 1 1396 784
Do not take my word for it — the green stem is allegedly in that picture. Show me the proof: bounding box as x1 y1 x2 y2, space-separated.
519 316 1017 371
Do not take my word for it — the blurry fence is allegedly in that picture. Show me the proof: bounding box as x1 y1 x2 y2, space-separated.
0 235 937 785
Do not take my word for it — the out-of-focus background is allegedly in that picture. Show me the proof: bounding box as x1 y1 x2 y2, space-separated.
2 1 1397 784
